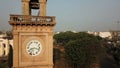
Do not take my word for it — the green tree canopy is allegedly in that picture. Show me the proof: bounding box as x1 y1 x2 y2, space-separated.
54 31 106 68
54 31 102 46
65 40 87 67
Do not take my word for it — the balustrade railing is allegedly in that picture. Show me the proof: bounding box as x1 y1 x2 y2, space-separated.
9 15 56 26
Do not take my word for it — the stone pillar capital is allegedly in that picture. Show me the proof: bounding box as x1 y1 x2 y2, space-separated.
13 32 19 35
22 0 30 2
39 0 47 3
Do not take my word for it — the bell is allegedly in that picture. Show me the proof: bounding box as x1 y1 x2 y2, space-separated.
30 0 39 9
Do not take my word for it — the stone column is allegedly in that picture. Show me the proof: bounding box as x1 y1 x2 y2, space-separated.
22 0 30 15
0 43 3 57
5 39 9 56
48 31 54 68
39 0 46 16
12 31 19 68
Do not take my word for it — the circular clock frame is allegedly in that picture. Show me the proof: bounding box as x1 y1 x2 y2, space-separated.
26 40 42 56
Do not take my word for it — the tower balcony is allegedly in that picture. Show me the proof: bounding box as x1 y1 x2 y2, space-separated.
9 15 56 26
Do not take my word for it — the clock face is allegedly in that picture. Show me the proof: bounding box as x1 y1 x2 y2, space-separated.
26 40 42 56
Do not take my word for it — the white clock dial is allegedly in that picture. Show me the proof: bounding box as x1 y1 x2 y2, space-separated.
26 40 42 56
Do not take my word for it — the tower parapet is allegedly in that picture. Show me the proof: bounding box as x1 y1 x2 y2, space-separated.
9 15 56 26
9 0 56 26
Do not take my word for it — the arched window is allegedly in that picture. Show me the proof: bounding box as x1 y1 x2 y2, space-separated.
3 43 6 48
3 50 5 56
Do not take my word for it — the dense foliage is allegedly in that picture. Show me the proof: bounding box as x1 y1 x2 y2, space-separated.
111 43 120 66
0 60 8 68
54 31 107 68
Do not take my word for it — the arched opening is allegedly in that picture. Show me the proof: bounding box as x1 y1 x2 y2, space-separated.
31 9 39 16
29 0 39 15
3 43 6 48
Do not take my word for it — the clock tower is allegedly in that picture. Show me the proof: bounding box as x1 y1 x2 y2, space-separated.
9 0 56 68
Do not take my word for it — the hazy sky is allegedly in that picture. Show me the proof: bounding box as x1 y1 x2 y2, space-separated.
0 0 120 31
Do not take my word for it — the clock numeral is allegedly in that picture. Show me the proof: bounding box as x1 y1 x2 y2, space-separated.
34 41 38 44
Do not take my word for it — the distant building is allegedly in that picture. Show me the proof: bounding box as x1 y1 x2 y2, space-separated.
87 31 112 39
0 34 13 58
99 32 112 39
110 31 120 43
87 31 120 43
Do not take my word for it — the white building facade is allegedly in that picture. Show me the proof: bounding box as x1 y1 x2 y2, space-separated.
87 31 112 39
0 34 13 57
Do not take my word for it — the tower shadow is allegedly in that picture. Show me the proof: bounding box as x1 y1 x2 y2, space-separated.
8 45 13 68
